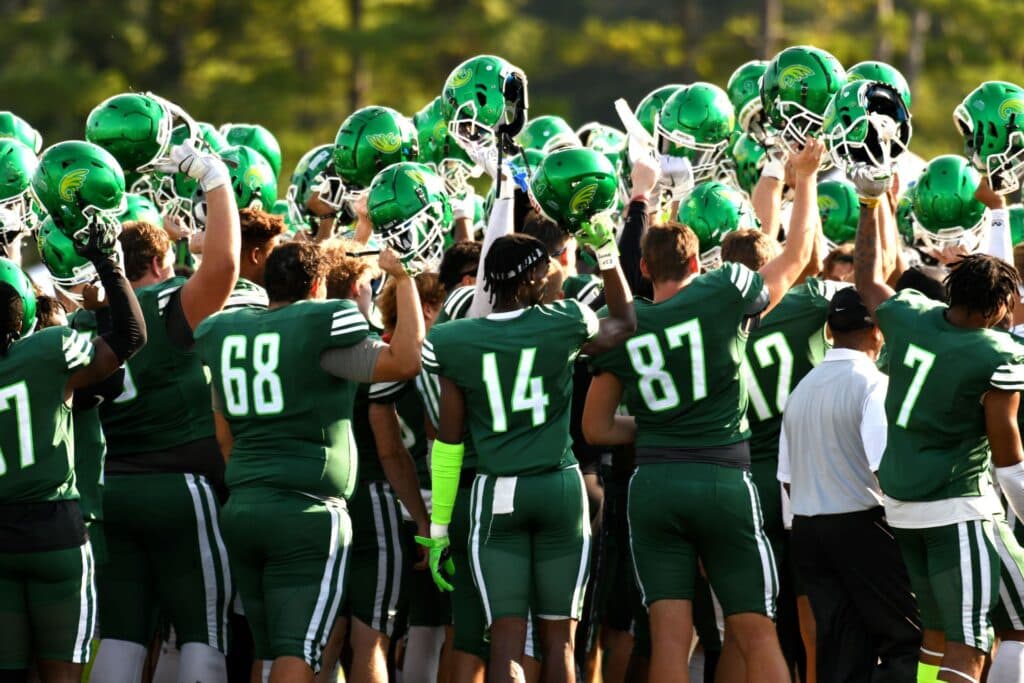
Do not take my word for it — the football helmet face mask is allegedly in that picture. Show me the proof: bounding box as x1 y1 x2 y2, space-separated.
518 115 581 154
816 180 860 249
577 122 625 153
31 140 126 247
0 112 42 154
761 45 847 155
221 123 282 178
912 155 989 252
0 256 36 336
442 55 529 157
678 181 759 271
36 216 99 303
727 61 774 145
529 148 618 233
0 139 39 245
191 145 277 228
657 83 735 183
367 162 452 274
320 106 419 211
286 144 334 231
414 96 478 198
954 80 1024 195
823 81 912 173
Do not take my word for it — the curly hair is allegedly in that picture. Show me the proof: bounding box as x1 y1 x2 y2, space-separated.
945 253 1022 322
483 234 549 310
240 208 286 252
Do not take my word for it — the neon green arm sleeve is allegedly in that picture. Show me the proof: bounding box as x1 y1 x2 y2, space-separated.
430 439 465 527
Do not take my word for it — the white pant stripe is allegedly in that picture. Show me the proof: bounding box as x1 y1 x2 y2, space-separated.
570 467 592 620
974 521 993 651
957 522 975 647
995 523 1024 629
303 501 342 664
316 501 350 667
184 474 221 649
626 468 648 606
369 483 389 631
73 542 96 662
469 475 493 625
743 472 777 618
198 476 233 650
382 483 404 633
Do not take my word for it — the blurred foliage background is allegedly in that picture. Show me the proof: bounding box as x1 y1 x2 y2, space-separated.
3 0 1023 187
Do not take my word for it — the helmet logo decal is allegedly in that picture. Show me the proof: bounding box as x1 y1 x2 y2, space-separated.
779 65 815 89
244 167 266 190
59 169 90 202
405 168 428 185
999 99 1024 122
367 133 402 154
450 68 473 88
817 195 838 211
569 183 599 214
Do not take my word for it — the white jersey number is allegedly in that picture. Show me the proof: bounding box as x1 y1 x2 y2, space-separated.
221 333 285 416
481 348 550 433
0 382 34 476
626 319 706 412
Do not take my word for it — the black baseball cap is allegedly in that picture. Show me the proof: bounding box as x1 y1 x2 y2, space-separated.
827 287 875 332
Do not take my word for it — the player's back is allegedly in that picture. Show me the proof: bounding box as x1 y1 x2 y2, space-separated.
195 299 369 498
422 299 598 477
876 289 1024 501
0 326 92 504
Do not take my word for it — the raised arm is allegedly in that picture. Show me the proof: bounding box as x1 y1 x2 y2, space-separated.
851 165 897 316
371 250 424 382
173 144 241 330
468 165 515 319
752 157 785 241
577 216 637 355
757 139 824 314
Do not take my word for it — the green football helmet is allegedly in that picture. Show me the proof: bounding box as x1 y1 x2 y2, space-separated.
134 118 221 226
0 112 42 154
635 85 685 136
846 61 912 109
727 60 773 144
723 132 767 197
36 216 99 301
117 192 162 226
221 123 282 178
761 45 846 154
86 93 174 173
367 162 452 273
657 83 735 182
529 148 618 232
577 122 625 153
517 115 580 154
441 55 528 155
0 139 39 245
822 80 912 172
190 145 278 228
414 96 477 198
286 144 334 232
678 181 759 270
912 155 988 252
320 106 419 211
31 140 126 245
0 256 36 336
817 180 859 248
953 81 1024 194
896 183 917 246
196 122 228 153
1009 205 1024 246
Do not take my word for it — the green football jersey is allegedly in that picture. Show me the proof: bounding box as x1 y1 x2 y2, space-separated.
67 309 106 521
434 284 475 326
876 289 1024 502
745 277 843 463
423 299 599 477
194 299 370 498
591 262 768 450
225 277 269 310
100 277 215 461
353 379 428 484
0 326 95 504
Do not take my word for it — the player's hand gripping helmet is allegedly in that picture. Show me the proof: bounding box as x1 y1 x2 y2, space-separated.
36 216 99 303
0 139 39 245
367 162 452 274
529 148 618 233
517 115 581 154
954 81 1024 195
319 106 418 211
822 80 912 173
414 96 478 198
657 83 735 183
912 155 988 252
816 179 860 249
0 112 42 154
31 140 126 247
442 55 528 157
221 123 282 178
678 181 759 271
727 60 773 145
190 145 278 228
761 45 846 155
0 256 36 336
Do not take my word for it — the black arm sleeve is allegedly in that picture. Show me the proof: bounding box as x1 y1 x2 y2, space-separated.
619 200 648 294
94 258 147 362
164 288 195 350
73 367 125 411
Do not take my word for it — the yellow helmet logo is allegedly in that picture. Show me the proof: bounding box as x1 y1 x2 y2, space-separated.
569 183 599 215
367 133 402 154
432 121 447 142
779 65 815 90
450 67 473 88
817 195 838 211
244 167 266 189
404 168 428 185
847 73 865 82
59 169 90 202
999 99 1024 122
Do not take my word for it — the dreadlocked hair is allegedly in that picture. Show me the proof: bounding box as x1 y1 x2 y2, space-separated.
0 282 24 356
944 253 1021 322
484 233 549 309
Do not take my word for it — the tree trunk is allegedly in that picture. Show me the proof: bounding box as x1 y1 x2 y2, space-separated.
349 0 367 112
761 0 782 59
904 7 930 89
875 0 894 62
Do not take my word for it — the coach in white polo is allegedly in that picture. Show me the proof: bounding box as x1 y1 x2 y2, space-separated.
779 286 921 683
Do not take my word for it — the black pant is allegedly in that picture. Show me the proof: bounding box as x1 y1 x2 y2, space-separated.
791 507 921 683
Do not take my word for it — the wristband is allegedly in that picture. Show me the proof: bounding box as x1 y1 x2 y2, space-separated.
430 523 450 539
858 196 882 209
594 240 619 271
991 207 1009 230
997 461 1024 523
761 159 785 181
629 194 650 205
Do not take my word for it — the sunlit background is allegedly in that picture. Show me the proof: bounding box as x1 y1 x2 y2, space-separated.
4 0 1023 186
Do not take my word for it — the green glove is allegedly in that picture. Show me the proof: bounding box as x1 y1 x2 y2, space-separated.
415 534 455 592
575 213 619 270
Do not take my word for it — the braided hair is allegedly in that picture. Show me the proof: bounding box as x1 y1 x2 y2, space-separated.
945 253 1021 323
0 282 24 356
484 234 549 310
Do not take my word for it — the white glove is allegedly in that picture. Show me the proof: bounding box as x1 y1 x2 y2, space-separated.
657 155 694 200
848 163 894 200
154 142 230 192
464 143 501 183
452 189 477 222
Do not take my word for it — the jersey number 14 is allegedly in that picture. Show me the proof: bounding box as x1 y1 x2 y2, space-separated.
481 348 550 432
